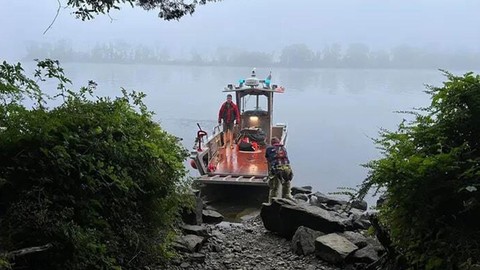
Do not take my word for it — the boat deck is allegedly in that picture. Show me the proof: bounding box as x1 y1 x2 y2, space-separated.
195 144 269 186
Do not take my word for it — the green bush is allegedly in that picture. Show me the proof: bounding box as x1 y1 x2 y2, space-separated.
358 71 480 269
0 60 192 269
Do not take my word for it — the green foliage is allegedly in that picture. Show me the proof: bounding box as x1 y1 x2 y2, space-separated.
66 0 220 21
0 255 11 270
357 71 480 269
0 59 192 269
330 186 358 201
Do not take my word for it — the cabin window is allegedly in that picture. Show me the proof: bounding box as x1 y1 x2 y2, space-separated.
241 94 268 113
240 94 269 130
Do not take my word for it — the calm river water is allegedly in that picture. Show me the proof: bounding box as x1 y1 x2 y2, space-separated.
27 63 476 204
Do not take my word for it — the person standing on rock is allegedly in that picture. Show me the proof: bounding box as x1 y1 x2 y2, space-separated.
265 137 294 203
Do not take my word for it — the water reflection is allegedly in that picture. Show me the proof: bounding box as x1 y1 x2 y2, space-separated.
341 69 368 94
276 69 320 92
318 70 340 94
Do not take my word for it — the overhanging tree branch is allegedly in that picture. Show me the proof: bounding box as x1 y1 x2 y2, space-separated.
66 0 220 21
6 243 53 259
43 0 62 34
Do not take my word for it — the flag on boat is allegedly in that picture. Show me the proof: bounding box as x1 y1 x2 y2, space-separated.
274 86 285 93
265 71 272 87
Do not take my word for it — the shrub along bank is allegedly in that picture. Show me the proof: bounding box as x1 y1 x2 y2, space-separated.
0 59 192 269
358 71 480 269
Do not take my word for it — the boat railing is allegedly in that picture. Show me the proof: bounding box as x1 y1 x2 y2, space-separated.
212 124 221 137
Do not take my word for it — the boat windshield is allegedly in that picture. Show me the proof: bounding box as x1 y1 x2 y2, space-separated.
241 94 268 113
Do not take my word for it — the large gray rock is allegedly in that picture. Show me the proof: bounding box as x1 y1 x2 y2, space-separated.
291 226 324 255
341 231 368 248
310 192 348 207
261 198 351 238
348 210 371 230
181 224 209 237
173 234 205 252
351 199 368 211
365 235 385 254
291 186 312 195
210 229 226 241
202 209 224 224
347 245 379 264
315 233 358 265
353 217 371 230
293 193 309 202
181 192 204 225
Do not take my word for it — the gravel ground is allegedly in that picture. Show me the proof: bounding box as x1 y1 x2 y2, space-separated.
161 214 342 270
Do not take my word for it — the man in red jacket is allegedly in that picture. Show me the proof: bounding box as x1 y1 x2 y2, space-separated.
218 94 240 149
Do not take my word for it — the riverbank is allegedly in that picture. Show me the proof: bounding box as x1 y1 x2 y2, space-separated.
163 213 342 270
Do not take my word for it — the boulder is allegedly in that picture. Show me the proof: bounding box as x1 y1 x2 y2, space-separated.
347 245 379 264
315 233 358 265
181 224 209 237
291 186 312 195
353 217 371 230
365 236 385 254
310 192 348 207
293 193 309 202
174 234 205 252
202 209 224 224
181 192 204 225
291 226 325 255
351 199 368 211
341 231 368 248
261 198 351 238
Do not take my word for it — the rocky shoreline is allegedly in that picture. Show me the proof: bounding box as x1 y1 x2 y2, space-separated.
164 214 342 270
161 187 385 270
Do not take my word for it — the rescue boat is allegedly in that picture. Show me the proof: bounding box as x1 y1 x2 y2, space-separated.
190 69 287 189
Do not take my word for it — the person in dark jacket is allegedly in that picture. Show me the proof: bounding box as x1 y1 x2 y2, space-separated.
218 94 240 149
265 137 294 203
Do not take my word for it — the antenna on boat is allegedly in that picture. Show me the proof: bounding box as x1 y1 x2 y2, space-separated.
245 68 260 87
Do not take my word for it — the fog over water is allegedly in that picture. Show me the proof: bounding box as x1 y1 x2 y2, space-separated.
2 0 480 203
2 0 480 61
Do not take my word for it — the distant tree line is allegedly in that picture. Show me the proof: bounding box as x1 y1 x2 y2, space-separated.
24 40 480 70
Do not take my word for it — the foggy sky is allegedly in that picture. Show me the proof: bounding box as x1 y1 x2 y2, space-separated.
1 0 480 61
